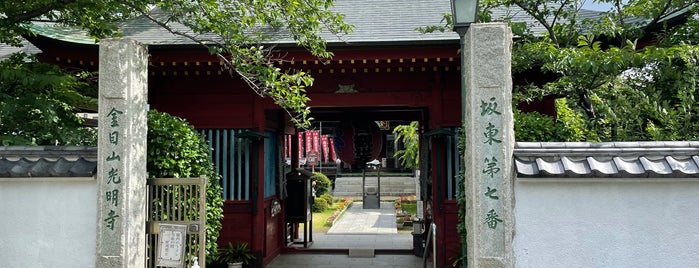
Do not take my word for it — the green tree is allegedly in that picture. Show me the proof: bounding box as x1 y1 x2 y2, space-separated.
1 0 353 142
420 1 698 141
2 0 352 261
146 110 224 263
490 0 699 141
0 53 96 145
419 1 698 262
392 121 420 169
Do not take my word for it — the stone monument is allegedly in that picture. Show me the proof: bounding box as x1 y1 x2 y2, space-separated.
462 23 514 268
95 38 148 267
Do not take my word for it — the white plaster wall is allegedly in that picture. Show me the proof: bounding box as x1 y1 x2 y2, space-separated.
0 178 97 268
514 180 699 267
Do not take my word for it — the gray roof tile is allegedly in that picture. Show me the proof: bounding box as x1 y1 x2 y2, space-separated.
0 44 23 59
561 157 590 175
0 40 42 59
587 156 617 176
613 157 645 175
535 157 564 176
27 0 604 47
515 142 699 178
665 156 698 174
0 146 97 178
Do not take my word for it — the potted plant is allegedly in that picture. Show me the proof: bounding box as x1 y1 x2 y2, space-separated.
396 217 405 228
218 241 255 268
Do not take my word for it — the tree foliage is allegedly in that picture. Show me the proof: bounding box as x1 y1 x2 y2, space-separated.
493 0 699 141
0 53 96 145
513 108 567 141
423 1 698 263
392 121 420 169
1 0 353 129
2 0 352 259
146 110 224 263
0 0 141 46
133 0 353 128
420 1 698 141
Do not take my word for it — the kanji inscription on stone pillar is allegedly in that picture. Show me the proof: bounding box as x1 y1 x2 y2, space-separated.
462 23 514 268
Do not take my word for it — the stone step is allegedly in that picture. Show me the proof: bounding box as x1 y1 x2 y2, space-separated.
348 248 375 258
332 176 417 197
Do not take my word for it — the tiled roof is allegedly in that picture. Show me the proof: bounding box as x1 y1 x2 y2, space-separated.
0 40 42 60
27 0 603 47
0 146 97 178
328 0 457 44
0 44 23 59
515 142 699 179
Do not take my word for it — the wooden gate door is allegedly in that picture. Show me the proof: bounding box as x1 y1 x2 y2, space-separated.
146 177 207 268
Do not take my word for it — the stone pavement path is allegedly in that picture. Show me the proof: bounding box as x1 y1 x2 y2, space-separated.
309 233 413 250
265 253 430 268
327 201 397 234
266 201 433 268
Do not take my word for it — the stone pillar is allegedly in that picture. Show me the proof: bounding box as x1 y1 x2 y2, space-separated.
96 38 148 267
462 23 514 268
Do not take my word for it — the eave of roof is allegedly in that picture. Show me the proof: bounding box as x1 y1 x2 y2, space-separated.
515 142 699 179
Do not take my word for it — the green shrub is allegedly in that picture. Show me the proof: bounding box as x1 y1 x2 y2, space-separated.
146 110 224 263
313 172 331 197
554 98 596 141
312 196 330 212
514 101 598 142
392 121 420 169
513 109 567 141
217 241 254 265
319 193 334 206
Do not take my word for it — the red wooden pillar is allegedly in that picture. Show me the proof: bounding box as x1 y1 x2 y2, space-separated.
251 100 266 267
425 128 453 268
432 138 447 268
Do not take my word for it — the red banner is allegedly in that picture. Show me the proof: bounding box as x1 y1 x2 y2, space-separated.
329 138 337 161
305 131 312 153
298 132 304 159
321 135 329 162
312 130 320 153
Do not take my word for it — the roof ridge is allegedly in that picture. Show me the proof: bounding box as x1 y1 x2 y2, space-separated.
515 141 699 157
0 146 97 159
